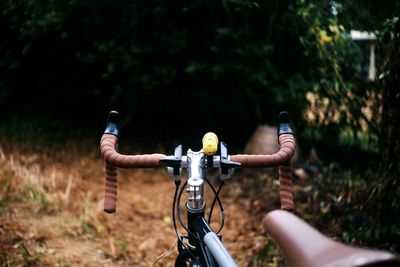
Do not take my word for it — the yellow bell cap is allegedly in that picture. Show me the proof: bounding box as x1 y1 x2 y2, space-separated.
202 132 219 155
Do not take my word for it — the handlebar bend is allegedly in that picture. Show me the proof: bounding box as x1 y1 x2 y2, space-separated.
100 111 296 213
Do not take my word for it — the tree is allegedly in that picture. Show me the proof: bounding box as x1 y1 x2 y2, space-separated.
294 0 400 250
0 0 314 145
366 17 400 251
380 19 400 181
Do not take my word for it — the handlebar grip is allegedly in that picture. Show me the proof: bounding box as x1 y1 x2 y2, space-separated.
278 112 294 211
103 110 119 213
100 132 164 213
279 162 294 211
104 161 118 213
100 111 166 213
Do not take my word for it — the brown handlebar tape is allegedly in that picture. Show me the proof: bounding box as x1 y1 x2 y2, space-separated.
100 134 166 213
230 134 296 210
100 134 166 168
101 133 294 169
230 134 295 167
104 162 118 213
279 163 294 210
101 133 295 212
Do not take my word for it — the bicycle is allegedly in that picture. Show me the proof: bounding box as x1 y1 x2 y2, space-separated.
99 110 399 267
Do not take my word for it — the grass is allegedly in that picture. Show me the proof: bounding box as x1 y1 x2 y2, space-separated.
0 138 108 266
249 242 287 267
114 238 129 258
0 116 95 144
80 191 105 236
339 129 379 153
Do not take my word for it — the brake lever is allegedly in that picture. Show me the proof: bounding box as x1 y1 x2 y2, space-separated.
220 142 241 178
104 110 120 137
159 145 182 176
277 111 293 136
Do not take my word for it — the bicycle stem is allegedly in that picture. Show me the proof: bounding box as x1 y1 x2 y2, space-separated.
167 147 237 212
186 149 206 211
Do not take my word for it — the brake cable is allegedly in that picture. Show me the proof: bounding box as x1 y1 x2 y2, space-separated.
176 180 203 243
172 180 197 259
205 177 225 234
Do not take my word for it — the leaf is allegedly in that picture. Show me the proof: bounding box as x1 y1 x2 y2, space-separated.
185 62 206 73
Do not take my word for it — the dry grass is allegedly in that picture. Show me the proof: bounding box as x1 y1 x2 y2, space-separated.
0 139 110 266
0 138 283 267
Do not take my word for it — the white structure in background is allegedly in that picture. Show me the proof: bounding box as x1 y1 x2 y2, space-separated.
350 30 377 80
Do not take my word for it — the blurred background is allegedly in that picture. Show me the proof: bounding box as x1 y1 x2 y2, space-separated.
0 0 399 266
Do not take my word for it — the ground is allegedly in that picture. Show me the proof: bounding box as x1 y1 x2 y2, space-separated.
0 139 284 267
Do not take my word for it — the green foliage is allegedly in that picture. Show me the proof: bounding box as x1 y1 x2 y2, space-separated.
1 0 395 145
294 0 382 147
250 241 287 267
336 0 400 32
0 116 86 143
0 181 12 211
115 238 129 257
0 0 314 144
23 186 52 213
308 166 399 252
339 130 379 153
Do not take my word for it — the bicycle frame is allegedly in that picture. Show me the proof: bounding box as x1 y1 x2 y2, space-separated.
170 148 237 267
175 209 233 267
99 110 400 267
100 110 296 267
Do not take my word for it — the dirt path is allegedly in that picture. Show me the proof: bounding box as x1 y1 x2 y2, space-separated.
0 141 278 266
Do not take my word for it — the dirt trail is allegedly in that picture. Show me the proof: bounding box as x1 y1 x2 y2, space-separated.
0 141 278 266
